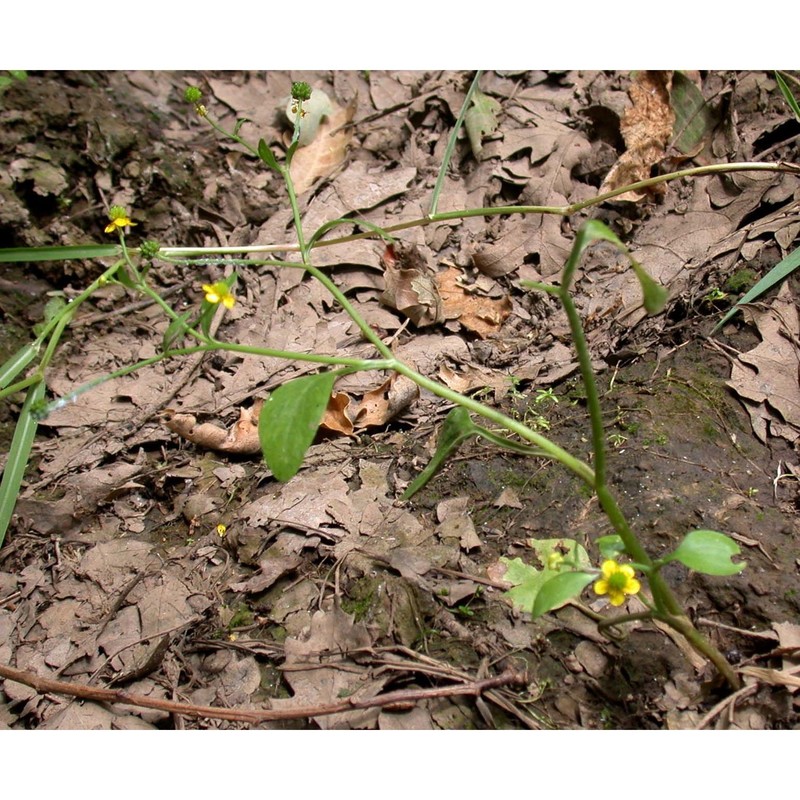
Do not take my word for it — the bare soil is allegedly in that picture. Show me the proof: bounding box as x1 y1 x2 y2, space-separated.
1 70 799 730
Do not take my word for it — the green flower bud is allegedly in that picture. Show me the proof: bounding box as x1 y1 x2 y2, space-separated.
184 86 203 104
139 240 161 259
291 82 312 102
108 205 128 221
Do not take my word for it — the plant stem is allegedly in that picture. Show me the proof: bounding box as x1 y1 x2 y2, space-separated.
429 70 483 217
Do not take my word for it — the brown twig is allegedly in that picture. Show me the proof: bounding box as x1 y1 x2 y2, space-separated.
0 662 526 725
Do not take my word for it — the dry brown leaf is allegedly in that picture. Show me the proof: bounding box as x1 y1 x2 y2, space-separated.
163 405 261 454
599 71 675 202
436 266 512 338
379 242 444 327
436 497 482 552
726 284 800 444
289 97 355 195
229 555 303 594
354 373 419 428
321 391 355 436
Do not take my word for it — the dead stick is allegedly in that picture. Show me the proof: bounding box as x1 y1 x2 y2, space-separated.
0 663 525 725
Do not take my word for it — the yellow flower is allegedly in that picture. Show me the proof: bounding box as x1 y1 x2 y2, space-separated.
594 559 641 606
202 281 236 309
104 205 137 233
216 523 227 538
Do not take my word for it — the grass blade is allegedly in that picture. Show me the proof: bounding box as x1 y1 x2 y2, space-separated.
0 379 45 548
0 244 120 263
712 245 800 332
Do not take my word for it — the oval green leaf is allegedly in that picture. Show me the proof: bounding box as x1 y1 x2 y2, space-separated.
667 529 746 576
597 534 625 560
531 571 595 618
258 372 337 482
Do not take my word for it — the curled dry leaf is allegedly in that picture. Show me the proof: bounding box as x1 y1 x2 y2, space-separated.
163 405 261 454
379 242 444 327
321 391 355 436
599 71 675 202
354 372 420 428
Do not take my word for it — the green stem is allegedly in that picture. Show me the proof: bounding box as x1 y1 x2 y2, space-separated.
150 161 800 259
654 610 741 690
429 70 483 217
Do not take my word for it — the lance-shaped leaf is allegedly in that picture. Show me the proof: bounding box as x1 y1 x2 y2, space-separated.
0 380 45 547
258 372 337 482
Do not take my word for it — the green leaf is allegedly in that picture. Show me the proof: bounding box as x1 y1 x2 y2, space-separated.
631 260 668 314
565 221 666 314
464 88 501 159
665 529 746 576
233 117 251 137
0 244 120 263
502 538 592 614
113 265 138 291
0 343 38 390
671 71 716 154
258 372 337 482
712 245 800 332
257 138 281 172
401 407 478 500
0 379 45 548
597 534 625 560
776 71 800 122
531 571 596 618
519 280 561 297
162 310 193 352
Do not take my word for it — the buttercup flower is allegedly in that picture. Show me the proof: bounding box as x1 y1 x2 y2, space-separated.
202 281 236 309
594 559 641 606
104 206 137 234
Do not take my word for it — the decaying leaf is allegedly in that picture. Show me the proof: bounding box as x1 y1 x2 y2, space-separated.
163 404 261 454
726 284 800 444
289 95 355 195
670 71 716 156
281 606 386 729
380 242 444 326
436 266 512 338
321 391 355 436
354 373 419 428
599 71 675 202
465 88 501 159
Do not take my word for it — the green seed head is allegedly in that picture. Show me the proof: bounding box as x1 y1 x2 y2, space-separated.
291 82 312 102
139 240 161 259
184 86 203 104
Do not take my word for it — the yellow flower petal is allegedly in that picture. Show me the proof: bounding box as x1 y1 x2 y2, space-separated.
593 559 640 605
202 281 235 308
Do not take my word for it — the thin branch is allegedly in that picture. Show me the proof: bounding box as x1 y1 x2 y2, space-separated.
0 663 526 726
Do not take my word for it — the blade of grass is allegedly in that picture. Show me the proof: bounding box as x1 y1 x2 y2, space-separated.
428 71 483 217
0 379 45 548
0 244 120 263
775 71 800 122
712 245 800 332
